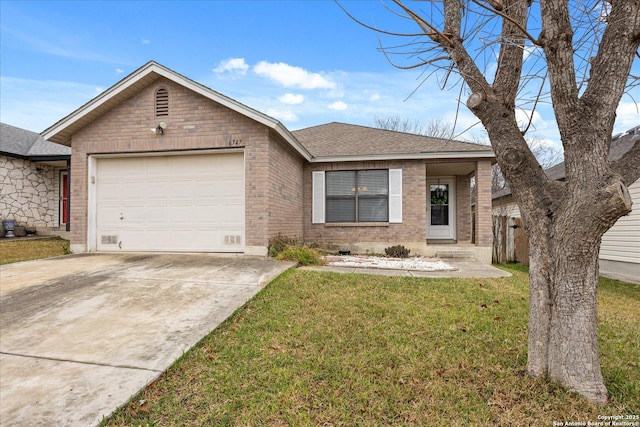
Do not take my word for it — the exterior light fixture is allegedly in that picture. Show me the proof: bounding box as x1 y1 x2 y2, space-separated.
155 121 167 135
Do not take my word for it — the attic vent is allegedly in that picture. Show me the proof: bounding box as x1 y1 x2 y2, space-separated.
155 87 169 117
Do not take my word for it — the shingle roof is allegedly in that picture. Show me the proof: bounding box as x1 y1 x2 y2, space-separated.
492 125 640 200
292 122 494 160
1 122 71 158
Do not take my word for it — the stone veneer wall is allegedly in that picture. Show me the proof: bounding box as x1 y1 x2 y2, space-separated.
0 155 61 228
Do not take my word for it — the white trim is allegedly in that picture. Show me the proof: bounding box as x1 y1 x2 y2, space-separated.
309 151 494 163
89 147 244 158
87 156 98 251
389 169 402 223
312 171 325 224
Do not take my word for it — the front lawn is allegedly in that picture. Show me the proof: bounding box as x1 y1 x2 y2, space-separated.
0 237 70 265
105 265 639 426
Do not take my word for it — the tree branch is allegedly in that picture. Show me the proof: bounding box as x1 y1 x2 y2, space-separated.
580 1 640 128
471 0 541 46
539 0 580 133
493 0 532 107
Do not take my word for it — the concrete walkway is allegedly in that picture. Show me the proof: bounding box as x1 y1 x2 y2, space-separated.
302 258 512 278
0 253 295 427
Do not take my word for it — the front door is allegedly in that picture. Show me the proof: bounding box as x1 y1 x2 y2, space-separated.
427 177 456 240
59 171 69 226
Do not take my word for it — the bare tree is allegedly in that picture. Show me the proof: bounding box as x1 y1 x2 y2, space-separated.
493 137 564 191
373 115 455 139
344 0 640 403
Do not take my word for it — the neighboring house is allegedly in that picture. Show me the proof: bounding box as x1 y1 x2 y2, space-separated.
1 123 71 235
41 61 495 262
492 126 640 282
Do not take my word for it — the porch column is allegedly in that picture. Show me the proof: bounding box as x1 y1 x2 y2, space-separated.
475 160 493 246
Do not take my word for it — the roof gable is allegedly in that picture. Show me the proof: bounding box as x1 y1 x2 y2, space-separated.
1 122 71 158
292 122 494 162
41 61 311 160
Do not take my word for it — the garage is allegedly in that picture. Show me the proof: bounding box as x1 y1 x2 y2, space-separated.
93 151 244 252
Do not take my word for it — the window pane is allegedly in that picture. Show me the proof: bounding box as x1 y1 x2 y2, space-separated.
430 184 449 206
326 198 356 222
431 205 449 226
358 197 389 222
358 170 388 196
326 171 356 196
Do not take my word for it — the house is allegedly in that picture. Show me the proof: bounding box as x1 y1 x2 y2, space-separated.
492 126 640 282
41 61 495 262
1 123 71 236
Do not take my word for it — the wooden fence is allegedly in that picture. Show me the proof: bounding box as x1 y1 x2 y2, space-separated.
492 215 530 266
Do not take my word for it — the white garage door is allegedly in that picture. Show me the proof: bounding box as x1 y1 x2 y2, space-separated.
95 152 244 252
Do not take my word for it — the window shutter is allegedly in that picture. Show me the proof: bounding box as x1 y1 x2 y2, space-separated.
389 169 402 223
312 171 325 224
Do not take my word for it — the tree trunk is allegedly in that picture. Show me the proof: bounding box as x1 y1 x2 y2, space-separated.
523 173 632 404
527 228 608 403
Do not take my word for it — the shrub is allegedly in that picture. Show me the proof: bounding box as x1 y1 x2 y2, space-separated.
276 245 325 266
268 234 300 258
384 244 410 258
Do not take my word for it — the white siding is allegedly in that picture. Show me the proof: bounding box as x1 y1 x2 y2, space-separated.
492 197 522 218
601 179 640 264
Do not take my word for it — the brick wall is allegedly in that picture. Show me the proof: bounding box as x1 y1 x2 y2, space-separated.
456 175 472 242
265 131 305 243
303 160 427 245
475 159 493 246
68 77 278 251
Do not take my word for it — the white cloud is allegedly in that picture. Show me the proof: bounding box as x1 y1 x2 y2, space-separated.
614 101 640 134
279 93 304 105
328 101 347 111
516 108 542 129
266 108 298 122
213 58 249 75
253 61 336 89
142 39 151 45
368 92 381 102
115 68 124 74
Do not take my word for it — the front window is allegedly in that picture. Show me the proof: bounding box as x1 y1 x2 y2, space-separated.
326 170 389 222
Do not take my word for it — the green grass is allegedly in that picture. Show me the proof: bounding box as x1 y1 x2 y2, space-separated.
0 237 70 265
105 265 639 426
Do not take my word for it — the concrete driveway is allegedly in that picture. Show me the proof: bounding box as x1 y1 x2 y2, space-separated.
0 253 295 427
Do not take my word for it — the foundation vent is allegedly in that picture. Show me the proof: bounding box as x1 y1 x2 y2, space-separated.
101 235 118 245
224 235 242 245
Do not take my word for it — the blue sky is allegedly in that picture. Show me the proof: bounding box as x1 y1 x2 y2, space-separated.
1 1 638 149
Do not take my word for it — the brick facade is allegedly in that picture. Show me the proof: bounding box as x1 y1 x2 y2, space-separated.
303 160 427 247
68 77 304 253
57 64 493 261
456 175 472 242
475 159 493 246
